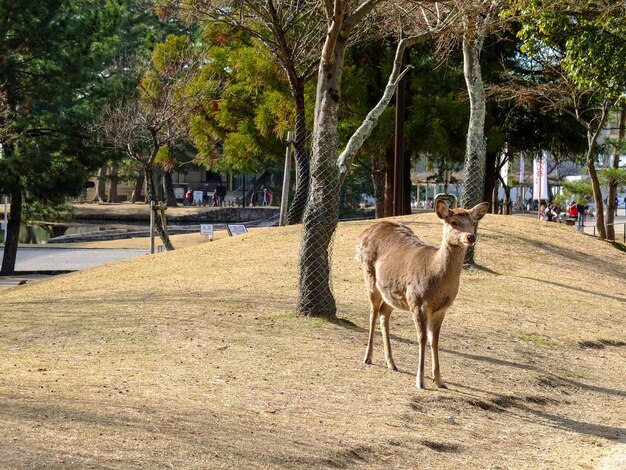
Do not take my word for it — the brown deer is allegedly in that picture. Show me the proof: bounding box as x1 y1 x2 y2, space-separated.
356 200 489 389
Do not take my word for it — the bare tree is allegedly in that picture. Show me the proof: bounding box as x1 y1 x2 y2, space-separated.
94 59 199 250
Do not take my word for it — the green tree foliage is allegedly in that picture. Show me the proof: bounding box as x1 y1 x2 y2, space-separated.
558 179 593 205
0 0 123 273
185 25 294 174
508 0 626 239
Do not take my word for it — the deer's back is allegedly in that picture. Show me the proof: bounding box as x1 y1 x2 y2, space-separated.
356 221 436 276
357 221 450 312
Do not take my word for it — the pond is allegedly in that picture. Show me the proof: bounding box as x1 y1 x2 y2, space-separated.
1 221 150 244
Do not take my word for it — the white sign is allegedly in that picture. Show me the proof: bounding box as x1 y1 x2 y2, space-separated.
200 224 213 236
227 224 248 236
193 191 204 203
533 151 549 200
174 187 184 199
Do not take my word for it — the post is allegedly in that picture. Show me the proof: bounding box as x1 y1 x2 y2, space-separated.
150 199 155 254
279 131 294 226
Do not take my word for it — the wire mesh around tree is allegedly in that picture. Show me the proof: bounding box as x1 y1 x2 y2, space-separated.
285 129 311 225
461 137 487 209
297 127 342 317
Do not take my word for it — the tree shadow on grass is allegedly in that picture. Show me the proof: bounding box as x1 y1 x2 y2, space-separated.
508 274 625 302
448 382 626 443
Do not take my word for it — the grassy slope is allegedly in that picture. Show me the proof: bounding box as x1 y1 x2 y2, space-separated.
0 213 624 469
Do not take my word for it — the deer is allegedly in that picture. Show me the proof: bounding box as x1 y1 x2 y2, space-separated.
356 200 489 390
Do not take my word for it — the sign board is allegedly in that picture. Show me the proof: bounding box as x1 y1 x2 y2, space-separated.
193 191 204 204
227 224 248 236
200 224 213 235
174 187 184 199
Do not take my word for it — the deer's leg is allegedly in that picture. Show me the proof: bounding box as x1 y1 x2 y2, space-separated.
379 302 397 371
412 308 427 390
428 312 447 389
364 291 382 365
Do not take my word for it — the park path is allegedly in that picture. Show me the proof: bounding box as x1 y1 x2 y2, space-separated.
0 247 148 288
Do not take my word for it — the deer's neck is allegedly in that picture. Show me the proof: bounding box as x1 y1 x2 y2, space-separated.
432 240 467 279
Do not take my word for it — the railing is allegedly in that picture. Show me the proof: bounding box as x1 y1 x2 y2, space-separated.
585 222 626 244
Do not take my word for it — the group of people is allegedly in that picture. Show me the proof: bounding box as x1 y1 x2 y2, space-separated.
540 201 587 227
250 188 272 207
184 186 227 207
183 186 273 207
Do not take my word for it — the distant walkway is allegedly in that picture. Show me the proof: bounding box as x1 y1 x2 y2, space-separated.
0 247 148 272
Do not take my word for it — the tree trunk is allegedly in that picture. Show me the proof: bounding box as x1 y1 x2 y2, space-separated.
94 163 107 203
605 104 625 241
155 169 165 202
1 189 22 275
108 160 119 203
144 166 174 251
163 170 178 207
461 30 487 265
484 149 497 208
297 37 348 318
372 153 385 218
585 102 610 240
286 81 310 225
130 173 144 203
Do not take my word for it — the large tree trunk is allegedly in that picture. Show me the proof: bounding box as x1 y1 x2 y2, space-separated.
297 37 348 318
1 189 22 275
163 170 178 207
605 104 625 241
461 32 487 209
144 166 174 251
461 29 487 265
108 160 119 203
286 84 310 225
94 163 107 203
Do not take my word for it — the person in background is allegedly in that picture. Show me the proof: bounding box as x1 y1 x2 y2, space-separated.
262 188 272 206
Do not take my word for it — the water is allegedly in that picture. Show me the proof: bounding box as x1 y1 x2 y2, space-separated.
2 221 150 244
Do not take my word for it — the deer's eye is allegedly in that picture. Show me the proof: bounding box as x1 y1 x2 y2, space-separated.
450 220 459 228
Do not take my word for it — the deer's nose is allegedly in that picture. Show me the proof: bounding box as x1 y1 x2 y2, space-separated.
467 234 476 244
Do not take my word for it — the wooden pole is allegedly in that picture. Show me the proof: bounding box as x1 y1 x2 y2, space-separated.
279 131 294 226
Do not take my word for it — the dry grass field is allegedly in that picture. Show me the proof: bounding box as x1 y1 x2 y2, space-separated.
0 212 625 469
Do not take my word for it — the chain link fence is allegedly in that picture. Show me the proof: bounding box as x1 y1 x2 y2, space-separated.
461 137 486 209
284 128 311 225
297 126 341 317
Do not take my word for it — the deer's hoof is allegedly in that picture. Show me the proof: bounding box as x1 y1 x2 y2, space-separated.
363 357 372 365
416 383 426 391
437 383 448 389
389 364 398 372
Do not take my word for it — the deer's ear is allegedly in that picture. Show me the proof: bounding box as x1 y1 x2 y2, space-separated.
471 202 490 221
435 200 450 219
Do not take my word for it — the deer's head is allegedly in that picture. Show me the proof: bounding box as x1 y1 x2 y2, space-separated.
436 200 490 248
